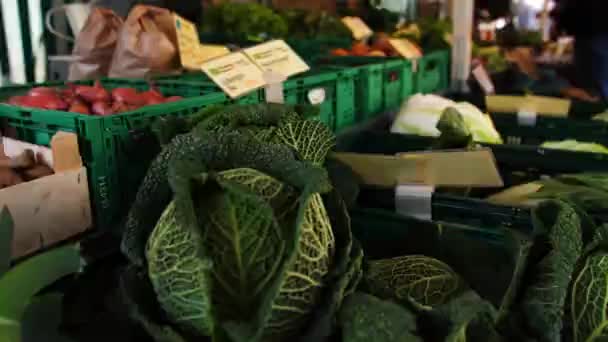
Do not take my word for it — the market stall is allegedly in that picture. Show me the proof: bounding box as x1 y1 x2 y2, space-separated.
1 1 607 342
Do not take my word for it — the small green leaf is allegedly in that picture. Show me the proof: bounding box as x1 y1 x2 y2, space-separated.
0 245 81 340
339 292 422 342
365 255 464 307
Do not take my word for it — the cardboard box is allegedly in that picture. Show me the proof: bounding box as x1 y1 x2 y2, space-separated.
2 132 92 259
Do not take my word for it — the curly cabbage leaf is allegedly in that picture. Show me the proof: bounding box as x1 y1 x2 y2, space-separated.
146 201 214 337
365 255 464 307
571 252 608 342
146 149 336 341
123 131 330 266
520 201 583 342
414 291 500 342
275 120 336 166
263 193 336 337
339 292 422 342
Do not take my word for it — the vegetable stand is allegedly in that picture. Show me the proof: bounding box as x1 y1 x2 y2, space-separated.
0 79 234 230
337 130 608 229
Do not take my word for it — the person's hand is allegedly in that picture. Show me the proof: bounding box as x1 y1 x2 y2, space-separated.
560 87 601 102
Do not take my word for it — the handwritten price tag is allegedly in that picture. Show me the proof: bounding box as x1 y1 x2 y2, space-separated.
201 52 266 99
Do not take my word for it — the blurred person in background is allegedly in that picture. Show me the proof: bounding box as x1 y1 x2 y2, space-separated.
554 1 608 99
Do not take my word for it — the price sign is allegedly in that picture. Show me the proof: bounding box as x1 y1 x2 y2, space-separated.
341 16 373 41
244 40 309 78
201 52 266 99
389 39 423 59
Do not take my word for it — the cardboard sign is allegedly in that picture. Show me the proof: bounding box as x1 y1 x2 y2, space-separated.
486 95 570 116
173 14 203 69
341 16 373 41
244 40 309 78
389 39 423 59
174 14 229 69
199 44 230 62
332 152 429 187
396 149 504 187
201 52 266 99
333 148 503 188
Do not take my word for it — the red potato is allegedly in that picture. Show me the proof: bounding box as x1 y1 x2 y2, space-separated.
28 87 57 97
7 96 28 106
139 88 164 105
112 102 140 113
111 88 145 106
91 101 114 116
68 100 90 114
42 96 69 110
75 85 110 103
18 95 68 110
164 96 183 103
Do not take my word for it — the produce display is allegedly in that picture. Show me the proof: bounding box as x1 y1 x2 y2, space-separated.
5 2 608 341
4 81 183 115
280 9 351 39
202 2 288 43
391 94 503 144
0 149 53 188
330 34 398 57
393 17 452 52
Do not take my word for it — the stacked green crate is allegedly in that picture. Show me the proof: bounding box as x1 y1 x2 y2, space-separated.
0 79 234 230
415 49 450 94
315 56 414 120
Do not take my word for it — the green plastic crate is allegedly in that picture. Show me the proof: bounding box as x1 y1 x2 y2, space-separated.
350 208 517 305
270 68 356 132
315 56 414 118
338 130 608 228
415 49 450 94
489 113 608 146
0 80 233 230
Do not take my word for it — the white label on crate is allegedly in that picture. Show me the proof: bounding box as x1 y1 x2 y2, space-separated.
308 88 326 105
517 110 538 127
395 185 435 221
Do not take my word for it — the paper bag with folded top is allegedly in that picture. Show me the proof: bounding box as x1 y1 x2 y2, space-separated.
68 7 123 80
108 5 180 78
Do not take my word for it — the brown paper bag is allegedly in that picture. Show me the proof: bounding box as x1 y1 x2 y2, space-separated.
68 8 123 81
108 5 180 78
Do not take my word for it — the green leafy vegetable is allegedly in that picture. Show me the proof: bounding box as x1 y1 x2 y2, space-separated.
571 251 608 342
415 291 501 342
435 107 475 149
202 3 288 43
365 255 464 307
520 201 583 341
339 292 422 342
123 104 359 342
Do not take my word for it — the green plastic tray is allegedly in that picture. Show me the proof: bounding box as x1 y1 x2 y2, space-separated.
415 49 450 94
489 113 608 146
350 208 517 305
0 79 233 230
